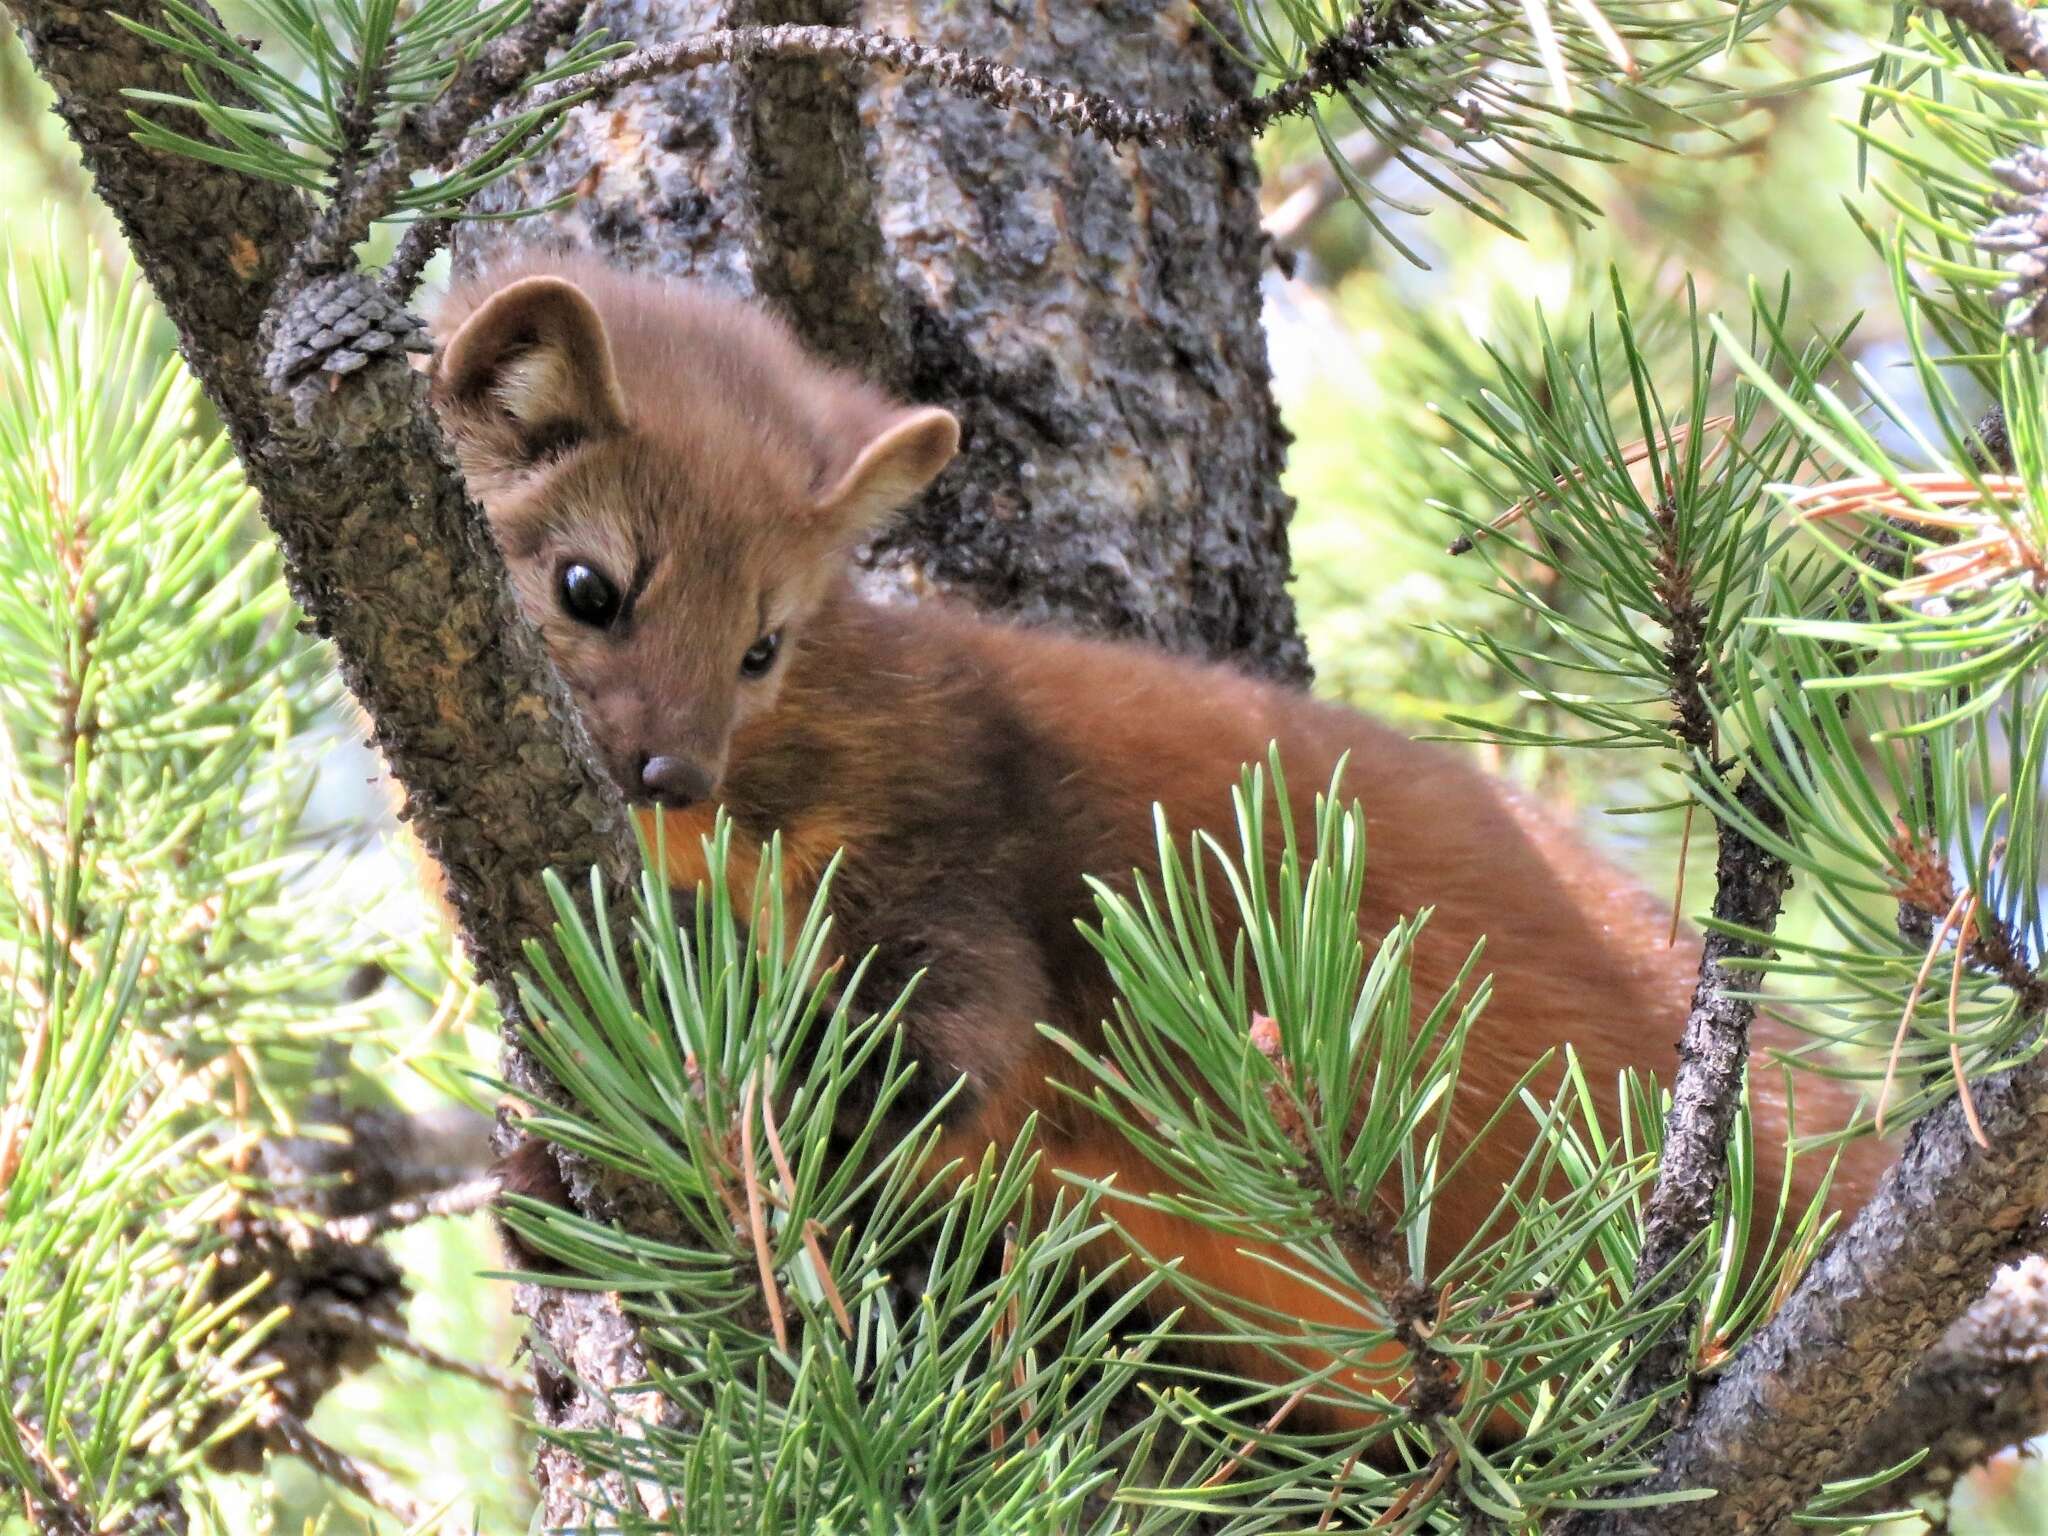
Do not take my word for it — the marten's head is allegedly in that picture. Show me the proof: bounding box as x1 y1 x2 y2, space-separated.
427 259 958 808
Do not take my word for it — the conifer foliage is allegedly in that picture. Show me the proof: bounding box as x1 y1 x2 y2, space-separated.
0 247 428 1532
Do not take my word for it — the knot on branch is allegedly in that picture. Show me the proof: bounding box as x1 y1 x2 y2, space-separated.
261 272 431 446
1980 145 2048 345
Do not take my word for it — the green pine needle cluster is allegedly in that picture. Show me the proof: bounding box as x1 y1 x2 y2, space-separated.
1409 10 2048 1143
501 773 1830 1532
119 0 622 222
1229 0 1863 253
0 245 454 1532
503 824 1174 1534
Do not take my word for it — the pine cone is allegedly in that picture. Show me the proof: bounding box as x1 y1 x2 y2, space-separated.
1980 145 2048 346
261 271 432 446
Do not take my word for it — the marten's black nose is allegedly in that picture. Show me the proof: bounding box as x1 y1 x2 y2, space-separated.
640 755 714 808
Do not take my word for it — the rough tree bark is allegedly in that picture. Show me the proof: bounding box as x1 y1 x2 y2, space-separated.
460 0 1307 680
450 4 1308 1519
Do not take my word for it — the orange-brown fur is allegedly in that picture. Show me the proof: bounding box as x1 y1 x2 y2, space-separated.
429 254 1890 1428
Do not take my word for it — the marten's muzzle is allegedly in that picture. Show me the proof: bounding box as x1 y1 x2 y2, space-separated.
637 754 716 809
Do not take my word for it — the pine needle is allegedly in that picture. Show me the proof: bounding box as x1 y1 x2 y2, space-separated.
1450 416 1734 555
0 1009 52 1192
740 1072 790 1354
758 1057 852 1338
1562 0 1640 78
1668 801 1696 948
1878 886 1971 1136
1319 1448 1365 1532
1792 473 2047 604
1371 1448 1458 1530
1202 1384 1312 1488
1517 0 1576 110
1949 895 1991 1151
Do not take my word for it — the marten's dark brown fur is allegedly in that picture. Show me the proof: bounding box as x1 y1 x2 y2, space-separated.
429 254 1889 1424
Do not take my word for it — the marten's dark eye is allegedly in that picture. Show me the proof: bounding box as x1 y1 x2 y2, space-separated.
559 562 622 629
740 630 781 679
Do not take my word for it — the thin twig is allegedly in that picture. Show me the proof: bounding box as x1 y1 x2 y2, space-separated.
260 1394 429 1527
544 13 1381 149
293 0 592 279
299 1296 527 1397
388 13 1387 297
321 1173 503 1246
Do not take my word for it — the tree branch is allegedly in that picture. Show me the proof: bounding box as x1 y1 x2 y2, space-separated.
1593 512 1800 1434
543 12 1384 149
1846 1252 2048 1515
299 1297 528 1398
1921 0 2048 72
389 11 1389 299
257 1396 428 1528
1562 375 2048 1527
1567 1039 2048 1534
1610 776 1792 1429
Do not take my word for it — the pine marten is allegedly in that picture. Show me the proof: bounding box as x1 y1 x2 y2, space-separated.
427 254 1887 1426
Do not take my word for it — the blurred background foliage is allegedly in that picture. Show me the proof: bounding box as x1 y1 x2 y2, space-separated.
0 0 2032 1528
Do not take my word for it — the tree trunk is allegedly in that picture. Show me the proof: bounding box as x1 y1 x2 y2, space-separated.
462 0 1306 677
455 1 1303 1521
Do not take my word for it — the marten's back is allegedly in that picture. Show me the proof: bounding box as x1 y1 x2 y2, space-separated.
897 602 1884 1243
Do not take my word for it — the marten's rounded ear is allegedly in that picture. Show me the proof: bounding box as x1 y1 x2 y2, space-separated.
813 406 960 540
433 276 627 459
